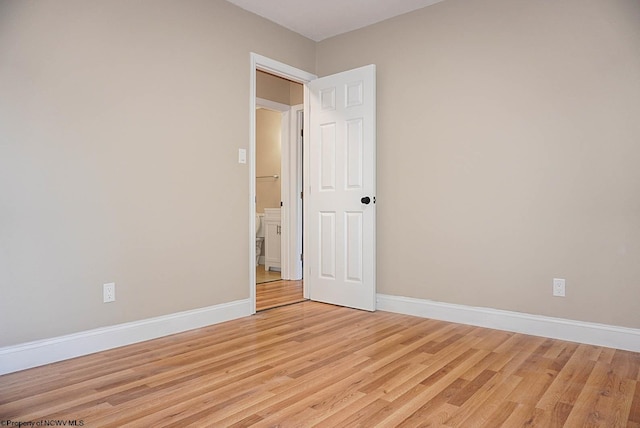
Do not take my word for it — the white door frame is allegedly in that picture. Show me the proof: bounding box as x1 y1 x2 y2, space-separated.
288 105 304 281
249 53 316 314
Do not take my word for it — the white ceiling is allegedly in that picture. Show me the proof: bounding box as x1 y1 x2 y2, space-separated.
226 0 446 42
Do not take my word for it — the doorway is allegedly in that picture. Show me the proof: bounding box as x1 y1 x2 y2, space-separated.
253 67 308 311
250 54 377 314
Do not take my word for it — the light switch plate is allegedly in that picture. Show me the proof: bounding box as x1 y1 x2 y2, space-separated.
238 148 247 164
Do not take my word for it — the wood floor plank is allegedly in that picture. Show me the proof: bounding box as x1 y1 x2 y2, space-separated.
630 381 640 424
364 348 489 426
1 300 639 426
501 402 546 426
452 373 522 427
480 399 519 427
256 279 304 311
611 349 640 380
612 378 637 427
448 369 497 407
563 360 619 427
396 378 468 427
255 264 281 284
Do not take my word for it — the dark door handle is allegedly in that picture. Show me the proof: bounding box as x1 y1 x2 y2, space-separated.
361 196 371 205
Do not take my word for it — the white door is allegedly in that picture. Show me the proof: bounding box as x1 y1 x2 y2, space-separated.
306 64 376 311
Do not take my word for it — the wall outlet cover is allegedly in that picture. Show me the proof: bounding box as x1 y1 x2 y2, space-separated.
553 278 565 297
103 283 116 303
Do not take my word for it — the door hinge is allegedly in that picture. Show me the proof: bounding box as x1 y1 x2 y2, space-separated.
300 191 303 199
300 128 303 137
300 253 304 262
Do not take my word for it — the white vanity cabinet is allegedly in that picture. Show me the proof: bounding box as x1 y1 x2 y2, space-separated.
264 208 281 271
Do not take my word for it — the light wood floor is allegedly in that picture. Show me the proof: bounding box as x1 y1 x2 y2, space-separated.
1 301 639 427
256 264 281 284
256 279 305 311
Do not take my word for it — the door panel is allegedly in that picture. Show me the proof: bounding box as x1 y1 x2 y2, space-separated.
306 64 376 311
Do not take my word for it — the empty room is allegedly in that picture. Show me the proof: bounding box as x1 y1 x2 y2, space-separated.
1 0 639 426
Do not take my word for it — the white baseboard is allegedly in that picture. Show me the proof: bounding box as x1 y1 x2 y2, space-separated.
0 299 252 376
377 294 640 352
3 296 636 376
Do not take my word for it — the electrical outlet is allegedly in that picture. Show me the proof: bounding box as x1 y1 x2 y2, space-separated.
553 278 565 297
103 283 116 303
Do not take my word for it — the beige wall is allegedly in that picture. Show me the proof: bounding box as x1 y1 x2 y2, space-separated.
0 0 315 346
256 71 291 105
255 72 302 213
2 0 639 349
289 81 303 105
256 70 303 106
317 0 640 328
256 109 282 213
